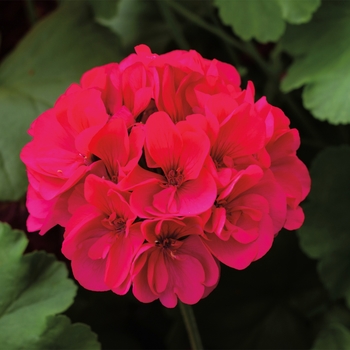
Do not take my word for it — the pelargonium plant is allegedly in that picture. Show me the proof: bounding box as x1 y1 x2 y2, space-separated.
20 45 310 310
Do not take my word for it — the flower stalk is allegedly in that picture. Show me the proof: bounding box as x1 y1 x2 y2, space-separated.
179 301 203 350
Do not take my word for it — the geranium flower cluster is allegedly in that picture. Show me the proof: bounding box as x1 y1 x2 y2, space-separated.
21 45 310 307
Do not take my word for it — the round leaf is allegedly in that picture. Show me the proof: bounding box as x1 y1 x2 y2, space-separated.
214 0 320 43
31 315 100 350
281 2 350 124
0 223 78 349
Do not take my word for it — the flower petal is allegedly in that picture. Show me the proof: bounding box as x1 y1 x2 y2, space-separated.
145 111 182 171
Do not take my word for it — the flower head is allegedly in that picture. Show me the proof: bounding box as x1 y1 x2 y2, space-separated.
21 45 310 307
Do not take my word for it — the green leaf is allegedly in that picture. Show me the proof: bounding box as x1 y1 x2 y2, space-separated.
0 222 79 349
31 315 100 350
214 0 320 43
277 0 321 24
88 0 120 21
0 1 122 201
313 307 350 350
298 146 350 306
281 2 350 124
313 323 350 350
0 222 28 264
91 0 171 53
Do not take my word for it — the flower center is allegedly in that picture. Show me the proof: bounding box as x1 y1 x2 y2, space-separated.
213 157 225 169
110 173 119 183
79 153 92 166
155 236 183 259
166 169 184 187
102 212 126 233
137 99 158 124
105 164 119 184
78 153 100 167
215 198 227 208
156 237 176 249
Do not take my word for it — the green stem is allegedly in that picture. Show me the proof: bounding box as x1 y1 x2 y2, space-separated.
243 41 278 78
179 301 203 350
158 1 191 50
164 0 244 52
209 12 241 68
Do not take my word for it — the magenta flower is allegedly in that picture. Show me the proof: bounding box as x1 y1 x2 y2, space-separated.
132 217 219 307
202 166 286 269
62 175 144 294
120 111 217 217
89 116 145 184
20 85 110 233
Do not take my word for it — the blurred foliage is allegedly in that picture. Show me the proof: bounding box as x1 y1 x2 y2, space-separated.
312 306 350 349
298 147 350 307
1 0 350 349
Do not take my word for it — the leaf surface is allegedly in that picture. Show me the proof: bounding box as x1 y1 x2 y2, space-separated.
214 0 320 42
31 315 100 350
313 324 350 350
0 222 99 349
281 2 350 124
90 0 171 52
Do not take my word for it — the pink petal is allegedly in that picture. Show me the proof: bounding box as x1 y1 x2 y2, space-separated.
130 181 167 218
179 235 219 287
284 206 305 230
132 249 159 303
133 87 153 117
219 165 263 201
84 175 115 214
175 169 217 216
178 129 210 180
158 289 178 308
214 103 265 159
253 215 275 261
272 156 311 202
105 235 134 288
205 206 227 237
62 212 106 258
112 276 132 295
105 223 144 289
71 239 109 291
203 233 258 270
88 232 114 260
145 112 182 171
165 254 205 305
153 185 178 213
110 106 134 127
247 170 287 234
147 249 169 294
67 89 108 133
118 165 163 191
89 118 129 177
185 111 219 146
123 124 146 173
